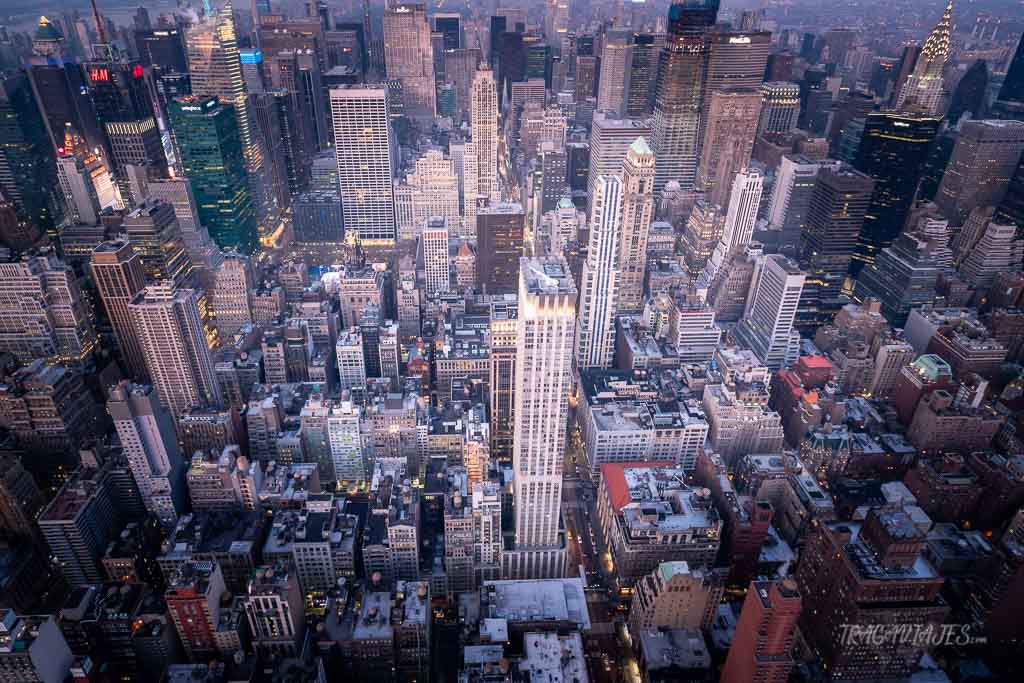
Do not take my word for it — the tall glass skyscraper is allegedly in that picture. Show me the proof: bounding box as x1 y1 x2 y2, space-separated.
850 111 940 275
169 97 256 253
650 0 719 194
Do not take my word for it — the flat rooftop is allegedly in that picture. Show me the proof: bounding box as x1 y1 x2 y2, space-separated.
482 578 591 631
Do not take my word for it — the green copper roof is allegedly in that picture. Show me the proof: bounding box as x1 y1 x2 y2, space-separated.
557 196 574 209
910 353 953 381
659 561 691 583
629 136 653 156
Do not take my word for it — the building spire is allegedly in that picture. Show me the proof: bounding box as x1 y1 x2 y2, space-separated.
919 0 953 66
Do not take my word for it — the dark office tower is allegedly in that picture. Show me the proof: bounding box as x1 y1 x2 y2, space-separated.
123 199 191 288
870 57 899 100
853 231 942 327
524 36 552 86
850 112 940 275
359 305 382 379
477 203 525 294
797 165 874 331
135 27 188 73
0 74 61 240
25 59 106 158
889 44 920 108
495 31 526 103
799 67 832 135
935 119 1024 226
992 33 1024 120
918 129 955 201
293 191 343 243
248 93 290 214
567 141 590 193
822 28 857 66
828 89 874 154
91 240 149 379
264 88 314 196
264 49 328 152
433 14 462 51
332 23 367 75
947 60 988 123
489 16 508 68
627 33 658 117
995 157 1024 234
720 580 801 683
651 0 720 194
169 97 256 254
702 28 771 142
84 61 168 194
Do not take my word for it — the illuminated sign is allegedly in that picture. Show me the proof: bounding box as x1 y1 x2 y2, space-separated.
180 106 202 112
132 65 144 79
728 36 751 44
89 67 110 82
893 121 910 128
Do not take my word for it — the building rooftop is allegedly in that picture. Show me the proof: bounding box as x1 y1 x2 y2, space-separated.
520 632 588 683
639 628 711 673
481 578 591 631
353 591 393 641
520 257 577 296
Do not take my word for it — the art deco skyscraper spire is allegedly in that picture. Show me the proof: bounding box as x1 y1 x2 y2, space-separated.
894 1 953 114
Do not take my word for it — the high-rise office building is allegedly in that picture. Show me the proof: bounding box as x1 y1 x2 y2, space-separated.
470 66 500 203
697 86 761 206
681 201 726 281
935 119 1024 226
107 381 186 528
853 232 944 326
123 199 192 287
992 31 1024 120
720 168 764 256
627 34 660 118
797 165 875 330
545 0 569 46
423 217 451 295
850 112 940 275
587 113 652 205
766 155 842 256
946 59 989 124
330 86 397 243
757 81 801 136
734 254 805 369
489 299 518 459
617 138 656 312
0 255 96 365
383 4 436 121
651 0 719 194
91 240 148 379
576 175 622 369
720 580 801 683
507 257 577 579
995 156 1024 232
702 27 771 151
129 284 222 416
894 1 953 115
292 191 344 244
597 30 633 117
213 253 254 336
186 2 262 173
169 97 256 253
0 73 61 242
476 203 525 295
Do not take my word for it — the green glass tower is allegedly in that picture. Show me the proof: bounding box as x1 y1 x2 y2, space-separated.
169 96 256 253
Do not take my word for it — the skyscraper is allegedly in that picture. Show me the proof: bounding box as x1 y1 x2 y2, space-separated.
797 165 875 330
934 119 1024 226
734 254 805 369
766 155 842 256
470 66 500 203
697 86 762 206
894 1 953 115
169 97 256 253
720 580 801 683
596 30 633 117
107 381 186 528
618 138 656 312
383 4 436 121
187 2 262 173
0 73 61 242
129 284 222 416
423 217 451 295
91 240 148 379
720 167 764 256
587 113 652 205
576 175 622 369
850 111 941 274
651 0 719 194
489 299 517 460
476 203 524 295
757 81 801 136
992 31 1024 120
329 86 397 243
507 257 577 579
702 27 771 153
